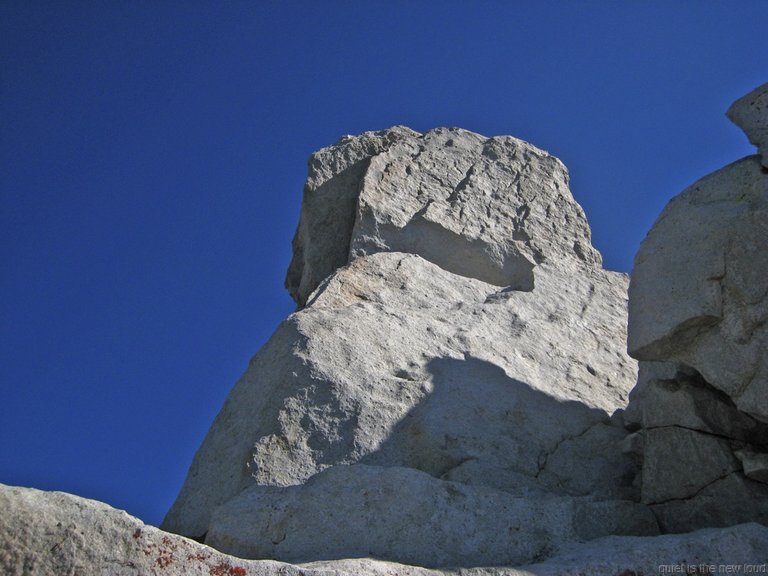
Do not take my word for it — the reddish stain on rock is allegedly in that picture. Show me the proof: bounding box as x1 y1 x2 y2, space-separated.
210 563 247 576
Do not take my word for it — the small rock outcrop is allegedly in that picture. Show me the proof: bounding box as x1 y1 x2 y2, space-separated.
625 82 768 532
162 127 647 566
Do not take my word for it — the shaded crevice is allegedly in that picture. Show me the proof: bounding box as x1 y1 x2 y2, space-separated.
356 216 536 291
646 423 752 447
535 422 601 478
447 162 477 205
631 315 722 360
647 470 739 507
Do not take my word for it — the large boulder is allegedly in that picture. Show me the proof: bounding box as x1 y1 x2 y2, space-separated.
627 156 768 421
286 127 601 306
0 483 267 576
164 253 638 541
3 483 766 576
163 126 644 565
625 82 768 533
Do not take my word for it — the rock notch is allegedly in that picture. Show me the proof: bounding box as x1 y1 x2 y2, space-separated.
162 127 646 566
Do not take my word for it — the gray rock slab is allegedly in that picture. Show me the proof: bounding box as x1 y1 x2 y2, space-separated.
3 483 766 576
650 472 768 533
521 523 768 576
287 126 602 306
622 361 679 429
640 426 741 504
628 155 768 422
205 464 658 568
164 253 638 538
735 447 768 483
727 82 768 167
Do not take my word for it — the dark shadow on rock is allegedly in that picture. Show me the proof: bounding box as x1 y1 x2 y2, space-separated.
285 159 371 307
363 355 624 497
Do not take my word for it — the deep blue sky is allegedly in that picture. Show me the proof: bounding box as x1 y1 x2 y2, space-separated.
1 2 765 527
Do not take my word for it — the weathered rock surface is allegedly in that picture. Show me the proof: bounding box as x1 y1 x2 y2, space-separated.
163 126 644 566
727 82 768 167
0 483 266 576
285 126 420 306
164 252 638 543
625 82 768 533
627 156 768 421
287 127 601 306
205 464 657 567
4 483 767 576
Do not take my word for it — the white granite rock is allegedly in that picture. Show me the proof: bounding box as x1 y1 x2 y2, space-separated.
164 127 641 563
727 82 768 167
0 483 279 576
625 84 768 534
164 252 638 540
287 127 601 306
522 522 768 576
3 483 767 576
205 464 657 567
628 155 768 421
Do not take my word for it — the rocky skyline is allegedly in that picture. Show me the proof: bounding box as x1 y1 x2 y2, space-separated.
2 3 767 529
3 81 767 574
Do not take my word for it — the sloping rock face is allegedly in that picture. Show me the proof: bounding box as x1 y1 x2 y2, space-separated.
163 127 649 567
625 83 768 532
5 483 768 576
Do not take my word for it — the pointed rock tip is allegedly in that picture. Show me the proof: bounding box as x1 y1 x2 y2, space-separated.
726 81 768 167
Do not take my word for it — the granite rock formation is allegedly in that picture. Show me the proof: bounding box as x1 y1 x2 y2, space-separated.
162 127 649 566
286 127 601 306
4 483 766 576
205 464 656 567
625 81 768 532
4 84 768 574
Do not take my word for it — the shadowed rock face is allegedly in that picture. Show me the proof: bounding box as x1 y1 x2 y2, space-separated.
3 483 767 576
161 127 646 567
205 464 657 567
286 126 601 307
625 82 768 533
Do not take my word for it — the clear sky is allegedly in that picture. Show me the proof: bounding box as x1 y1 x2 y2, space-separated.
1 2 765 527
